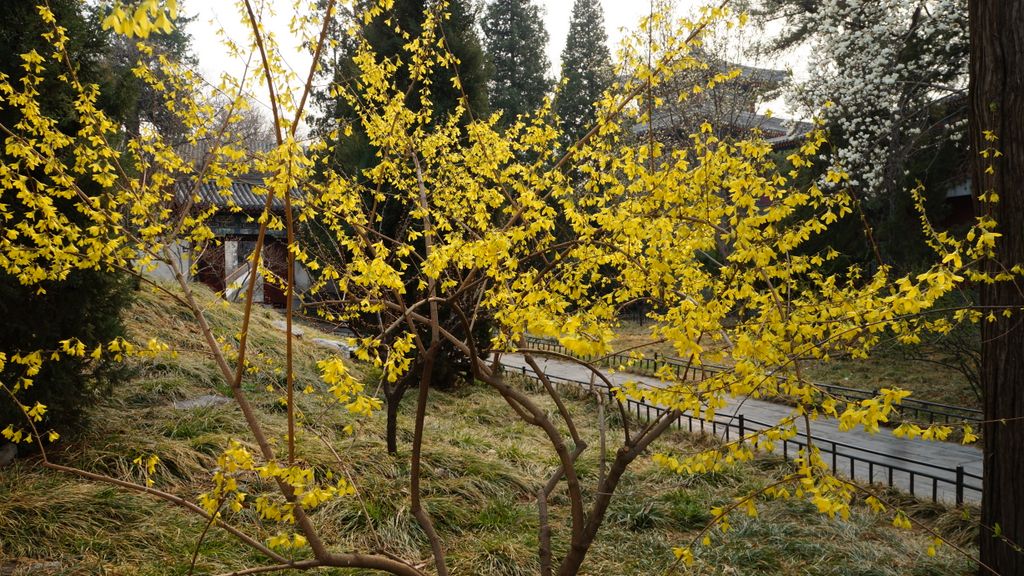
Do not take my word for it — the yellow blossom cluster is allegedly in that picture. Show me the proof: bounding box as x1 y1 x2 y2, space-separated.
0 0 1018 568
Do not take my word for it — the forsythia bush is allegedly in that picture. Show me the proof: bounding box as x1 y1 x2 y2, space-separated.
0 1 1014 574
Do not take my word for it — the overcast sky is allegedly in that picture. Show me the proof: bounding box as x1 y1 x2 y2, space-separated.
181 0 802 117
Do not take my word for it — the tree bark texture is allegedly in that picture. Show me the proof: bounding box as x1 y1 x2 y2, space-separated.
385 383 405 455
970 1 1024 574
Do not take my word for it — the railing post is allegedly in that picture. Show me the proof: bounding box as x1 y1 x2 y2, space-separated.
956 465 965 507
738 415 745 442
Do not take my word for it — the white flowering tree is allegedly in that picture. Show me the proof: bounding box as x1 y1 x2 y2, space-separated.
755 0 968 259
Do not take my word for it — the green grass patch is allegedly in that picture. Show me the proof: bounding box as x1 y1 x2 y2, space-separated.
0 284 979 575
609 320 979 410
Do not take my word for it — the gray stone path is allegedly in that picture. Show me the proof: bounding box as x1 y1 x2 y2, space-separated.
501 353 983 505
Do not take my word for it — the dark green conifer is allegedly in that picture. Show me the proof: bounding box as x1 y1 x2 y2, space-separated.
311 0 492 454
0 1 193 435
481 0 551 125
554 0 613 146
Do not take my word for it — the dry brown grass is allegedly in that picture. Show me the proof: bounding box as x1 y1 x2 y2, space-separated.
0 286 979 575
608 320 978 409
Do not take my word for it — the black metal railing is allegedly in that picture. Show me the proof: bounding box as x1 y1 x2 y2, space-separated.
501 363 982 506
521 336 983 425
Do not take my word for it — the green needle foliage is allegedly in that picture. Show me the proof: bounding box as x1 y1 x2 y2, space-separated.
482 0 552 127
554 0 613 147
0 0 139 435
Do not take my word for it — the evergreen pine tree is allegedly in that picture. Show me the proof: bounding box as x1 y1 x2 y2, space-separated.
312 0 492 454
481 0 551 125
313 0 489 244
554 0 612 146
0 1 148 436
315 0 488 175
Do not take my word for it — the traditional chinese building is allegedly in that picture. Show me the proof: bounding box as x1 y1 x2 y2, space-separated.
148 175 310 307
630 60 813 150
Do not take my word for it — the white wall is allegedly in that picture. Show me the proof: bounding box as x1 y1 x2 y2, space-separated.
142 241 192 282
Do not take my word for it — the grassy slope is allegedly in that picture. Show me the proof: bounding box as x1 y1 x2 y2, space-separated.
611 322 978 409
0 286 976 575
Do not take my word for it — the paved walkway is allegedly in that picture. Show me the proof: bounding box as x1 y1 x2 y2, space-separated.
501 354 983 505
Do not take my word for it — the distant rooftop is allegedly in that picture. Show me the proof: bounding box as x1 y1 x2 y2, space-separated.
632 107 813 146
731 62 789 85
175 176 299 213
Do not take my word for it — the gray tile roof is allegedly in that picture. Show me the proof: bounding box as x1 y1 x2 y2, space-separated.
632 107 814 141
175 176 300 212
732 63 790 85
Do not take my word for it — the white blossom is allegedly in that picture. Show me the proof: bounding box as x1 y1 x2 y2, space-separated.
788 0 967 197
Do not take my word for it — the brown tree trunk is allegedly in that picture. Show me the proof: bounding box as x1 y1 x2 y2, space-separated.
970 1 1024 574
557 412 679 576
384 382 407 455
